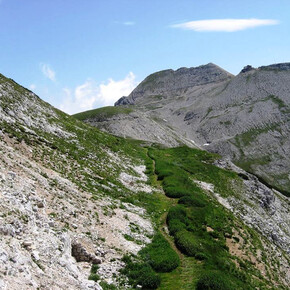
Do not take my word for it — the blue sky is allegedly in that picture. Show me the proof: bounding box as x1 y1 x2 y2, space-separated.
0 0 289 114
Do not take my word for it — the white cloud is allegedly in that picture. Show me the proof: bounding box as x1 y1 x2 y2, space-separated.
59 72 137 115
114 21 135 26
29 84 36 90
171 18 279 32
40 63 56 81
123 21 135 26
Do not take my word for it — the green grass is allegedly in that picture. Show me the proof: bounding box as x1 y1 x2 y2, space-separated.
120 255 161 289
119 145 282 289
159 257 202 290
73 106 134 121
149 146 238 198
144 146 277 289
140 233 180 272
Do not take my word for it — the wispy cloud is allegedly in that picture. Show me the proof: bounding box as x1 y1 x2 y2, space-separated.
59 72 137 114
114 21 135 26
123 21 135 26
171 18 279 32
40 63 56 81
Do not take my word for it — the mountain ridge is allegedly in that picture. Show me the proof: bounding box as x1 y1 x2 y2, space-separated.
115 63 234 106
79 62 290 196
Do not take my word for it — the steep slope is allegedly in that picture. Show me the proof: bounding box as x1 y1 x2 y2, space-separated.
77 63 290 196
1 72 290 289
0 73 156 289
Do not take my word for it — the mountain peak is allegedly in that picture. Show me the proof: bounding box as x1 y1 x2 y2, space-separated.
115 63 233 106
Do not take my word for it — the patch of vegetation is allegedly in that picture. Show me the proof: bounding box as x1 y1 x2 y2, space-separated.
140 233 180 272
196 271 232 290
91 264 99 274
235 158 290 197
88 264 100 281
88 273 100 282
234 123 279 147
150 146 238 198
141 70 171 87
268 95 290 113
145 146 275 289
73 106 134 121
120 255 161 289
204 107 213 119
99 281 117 290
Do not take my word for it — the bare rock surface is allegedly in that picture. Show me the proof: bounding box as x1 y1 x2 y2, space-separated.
0 133 153 289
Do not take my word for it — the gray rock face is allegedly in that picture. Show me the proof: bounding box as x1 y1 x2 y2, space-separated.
86 63 290 195
115 63 233 106
115 96 132 106
214 159 290 254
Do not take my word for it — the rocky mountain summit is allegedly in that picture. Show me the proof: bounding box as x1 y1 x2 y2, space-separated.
79 62 290 196
115 63 233 106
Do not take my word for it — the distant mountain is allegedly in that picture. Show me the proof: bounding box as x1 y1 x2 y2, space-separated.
77 63 290 196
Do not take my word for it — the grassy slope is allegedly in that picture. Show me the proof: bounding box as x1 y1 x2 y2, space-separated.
73 106 133 121
121 146 287 289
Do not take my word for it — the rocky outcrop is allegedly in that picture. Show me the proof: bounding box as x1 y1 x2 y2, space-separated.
214 159 290 254
114 96 133 106
240 65 255 73
72 242 101 264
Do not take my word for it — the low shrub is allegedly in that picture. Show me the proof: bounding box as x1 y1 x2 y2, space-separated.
167 219 186 235
121 256 161 289
178 195 206 207
167 205 188 225
163 185 192 198
154 161 173 179
196 271 231 290
88 273 100 282
128 263 161 289
174 230 201 257
209 231 221 239
140 233 180 272
195 252 208 261
91 264 99 274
